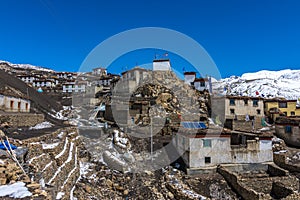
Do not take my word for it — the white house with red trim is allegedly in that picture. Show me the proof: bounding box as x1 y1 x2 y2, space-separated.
0 93 30 113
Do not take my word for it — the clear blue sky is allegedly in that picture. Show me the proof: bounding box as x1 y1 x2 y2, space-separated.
1 0 300 78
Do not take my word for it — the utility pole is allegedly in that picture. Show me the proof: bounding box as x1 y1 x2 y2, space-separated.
150 115 153 162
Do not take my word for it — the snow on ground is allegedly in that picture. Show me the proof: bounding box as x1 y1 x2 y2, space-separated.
28 153 46 164
56 192 65 199
55 137 69 159
29 121 54 130
48 142 74 184
0 182 32 198
42 142 59 150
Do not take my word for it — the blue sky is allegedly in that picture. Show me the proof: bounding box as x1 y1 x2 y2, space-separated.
0 0 300 78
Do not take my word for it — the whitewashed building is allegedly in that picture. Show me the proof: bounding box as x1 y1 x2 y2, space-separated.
0 94 30 113
153 59 171 71
194 78 208 91
62 82 86 93
92 67 107 76
174 129 273 174
184 72 196 85
17 75 38 84
32 79 55 88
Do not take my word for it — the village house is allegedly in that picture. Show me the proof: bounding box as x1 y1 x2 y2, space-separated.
174 126 273 174
32 79 56 88
17 74 38 84
184 72 196 85
55 72 76 80
153 59 171 71
62 81 86 93
275 116 300 147
264 98 300 123
118 67 149 94
0 91 30 113
92 67 107 76
184 72 212 92
94 74 120 87
194 78 209 91
212 96 265 131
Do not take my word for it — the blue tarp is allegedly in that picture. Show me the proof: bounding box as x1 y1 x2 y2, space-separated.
0 141 17 150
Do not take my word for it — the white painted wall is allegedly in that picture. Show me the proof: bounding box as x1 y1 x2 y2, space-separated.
175 134 273 169
184 74 196 85
0 94 30 112
153 60 171 71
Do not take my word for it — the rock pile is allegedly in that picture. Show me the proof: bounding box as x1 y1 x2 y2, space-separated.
0 158 49 199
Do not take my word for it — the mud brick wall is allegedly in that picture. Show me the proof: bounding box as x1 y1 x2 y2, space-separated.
273 153 300 173
0 113 44 127
271 181 294 199
267 163 289 176
217 166 269 200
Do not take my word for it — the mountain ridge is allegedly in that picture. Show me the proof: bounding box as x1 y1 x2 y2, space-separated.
214 69 300 101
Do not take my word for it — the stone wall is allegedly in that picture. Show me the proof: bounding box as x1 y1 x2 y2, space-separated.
267 163 289 176
273 152 300 173
24 127 80 199
0 113 44 127
217 166 266 200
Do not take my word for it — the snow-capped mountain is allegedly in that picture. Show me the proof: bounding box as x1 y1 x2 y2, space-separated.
0 60 53 72
213 69 300 101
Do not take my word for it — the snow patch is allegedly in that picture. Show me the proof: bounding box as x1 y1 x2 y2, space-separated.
0 182 32 198
42 142 59 150
29 121 53 130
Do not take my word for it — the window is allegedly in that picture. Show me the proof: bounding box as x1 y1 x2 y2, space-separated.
10 101 14 110
279 102 287 108
18 102 21 111
230 109 235 115
244 99 248 105
229 99 235 106
285 126 292 133
25 103 28 111
200 82 205 87
253 100 258 107
205 157 211 164
291 111 295 116
283 112 287 116
256 109 261 115
203 139 212 147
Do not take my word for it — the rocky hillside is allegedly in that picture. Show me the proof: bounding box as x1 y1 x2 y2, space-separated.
0 69 64 125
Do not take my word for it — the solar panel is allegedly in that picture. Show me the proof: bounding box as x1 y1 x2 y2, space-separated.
181 122 207 129
199 122 207 129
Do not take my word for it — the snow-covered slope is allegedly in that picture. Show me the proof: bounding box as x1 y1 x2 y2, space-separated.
213 69 300 101
0 60 53 72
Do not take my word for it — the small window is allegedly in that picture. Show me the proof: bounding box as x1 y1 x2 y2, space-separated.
229 99 235 106
256 109 261 115
203 139 212 147
253 100 258 107
244 99 248 105
205 157 211 164
285 126 292 133
283 112 287 116
200 82 205 87
10 101 14 110
279 102 287 108
25 103 28 111
230 109 235 115
291 111 295 116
